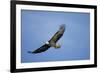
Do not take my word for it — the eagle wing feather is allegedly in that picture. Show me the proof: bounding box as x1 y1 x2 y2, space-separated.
28 44 50 54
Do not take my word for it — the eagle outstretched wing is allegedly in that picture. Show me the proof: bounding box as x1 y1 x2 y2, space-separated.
28 44 50 54
49 24 65 43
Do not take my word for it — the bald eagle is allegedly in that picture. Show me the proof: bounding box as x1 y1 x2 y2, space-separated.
28 24 66 54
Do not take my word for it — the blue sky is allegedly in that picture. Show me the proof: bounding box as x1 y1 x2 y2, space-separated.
21 10 90 63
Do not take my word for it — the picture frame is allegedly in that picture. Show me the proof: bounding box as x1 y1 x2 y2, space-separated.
10 0 97 73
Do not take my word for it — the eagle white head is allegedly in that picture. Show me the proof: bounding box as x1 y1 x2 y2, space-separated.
45 41 49 45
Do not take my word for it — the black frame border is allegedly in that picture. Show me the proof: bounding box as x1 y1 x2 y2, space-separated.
10 1 97 73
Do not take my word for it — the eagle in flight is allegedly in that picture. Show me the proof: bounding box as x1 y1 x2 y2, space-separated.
28 24 66 54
